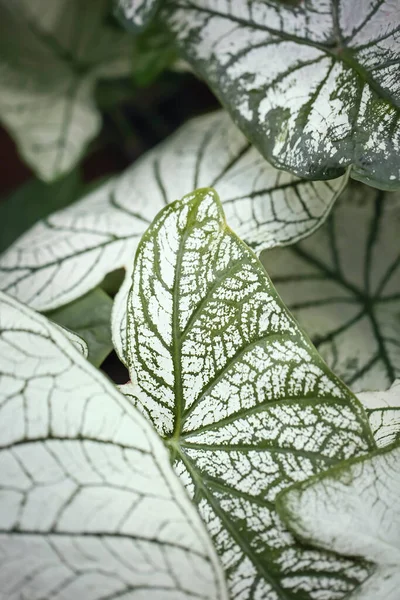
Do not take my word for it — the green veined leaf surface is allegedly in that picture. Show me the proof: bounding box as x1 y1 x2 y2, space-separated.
359 379 400 448
0 110 346 356
164 0 400 189
124 187 375 600
116 0 161 32
0 291 227 600
261 182 400 393
0 0 133 181
46 287 114 367
277 440 400 600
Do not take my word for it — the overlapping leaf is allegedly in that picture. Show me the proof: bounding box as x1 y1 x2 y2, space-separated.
123 187 374 600
262 182 400 393
0 110 346 356
0 0 133 181
0 291 227 600
46 287 114 367
277 440 400 600
359 379 400 448
116 0 161 31
164 0 400 189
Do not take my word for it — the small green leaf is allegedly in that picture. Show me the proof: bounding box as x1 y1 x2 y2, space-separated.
277 440 400 600
0 110 347 357
0 290 227 599
46 287 113 366
262 182 400 392
124 187 375 599
0 170 82 254
359 379 400 448
116 0 161 32
0 0 134 181
164 0 400 189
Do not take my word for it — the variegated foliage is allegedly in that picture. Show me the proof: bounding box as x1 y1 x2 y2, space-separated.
122 187 375 600
262 182 400 393
116 0 161 31
0 0 133 181
0 291 227 600
278 439 400 600
0 111 346 357
163 0 400 189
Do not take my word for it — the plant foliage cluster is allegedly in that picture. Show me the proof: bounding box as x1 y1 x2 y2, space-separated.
0 1 399 599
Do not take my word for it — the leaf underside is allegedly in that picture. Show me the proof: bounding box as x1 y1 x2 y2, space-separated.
277 440 400 600
0 291 227 600
262 181 400 393
124 187 374 599
164 0 400 189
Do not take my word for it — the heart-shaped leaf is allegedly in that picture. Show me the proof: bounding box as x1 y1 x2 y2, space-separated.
0 291 227 600
0 110 346 356
262 182 400 393
359 379 400 448
116 0 161 32
0 0 133 181
164 0 400 189
277 440 400 600
123 186 374 599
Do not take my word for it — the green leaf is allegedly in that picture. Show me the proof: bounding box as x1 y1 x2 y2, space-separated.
164 0 400 189
359 379 400 448
0 110 347 356
277 440 400 600
123 187 375 599
46 287 113 367
0 290 227 600
0 170 82 254
116 0 161 32
261 182 400 393
0 0 134 181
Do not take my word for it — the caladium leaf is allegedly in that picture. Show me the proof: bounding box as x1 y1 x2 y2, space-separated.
359 379 400 448
116 0 161 32
46 287 114 367
123 187 375 599
164 0 400 189
277 440 400 600
0 0 133 181
0 109 346 354
262 182 400 393
0 291 227 600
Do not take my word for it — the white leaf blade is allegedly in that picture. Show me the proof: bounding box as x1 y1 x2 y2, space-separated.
277 441 400 600
0 110 346 359
125 187 375 599
262 182 400 393
0 0 133 181
164 0 400 189
359 379 400 448
116 0 160 31
0 291 227 600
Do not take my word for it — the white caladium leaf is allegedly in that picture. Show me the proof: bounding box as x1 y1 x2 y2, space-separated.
0 291 227 600
0 0 133 181
261 182 400 393
0 110 346 354
164 0 400 189
124 187 375 599
359 379 400 448
277 440 400 600
116 0 161 31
